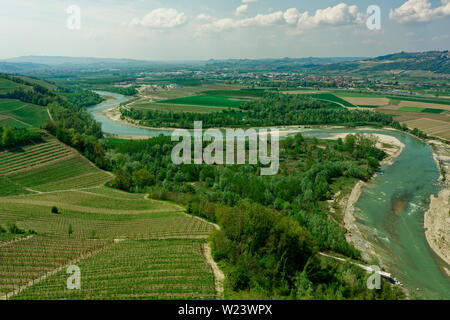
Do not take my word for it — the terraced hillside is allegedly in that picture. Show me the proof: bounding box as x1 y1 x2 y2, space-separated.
0 99 49 128
0 136 110 193
0 137 220 300
0 76 48 128
0 76 31 94
0 188 215 240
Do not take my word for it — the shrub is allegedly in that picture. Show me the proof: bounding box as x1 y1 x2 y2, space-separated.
7 222 26 235
51 206 59 214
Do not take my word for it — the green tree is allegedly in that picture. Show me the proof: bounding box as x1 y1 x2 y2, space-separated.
1 128 15 147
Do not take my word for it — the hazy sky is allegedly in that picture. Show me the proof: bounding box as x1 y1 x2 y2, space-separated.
1 0 449 60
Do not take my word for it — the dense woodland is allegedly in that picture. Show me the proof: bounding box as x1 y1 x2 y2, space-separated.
100 86 138 96
57 87 104 108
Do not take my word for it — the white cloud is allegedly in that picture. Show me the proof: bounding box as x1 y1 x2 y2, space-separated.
390 0 450 23
197 13 214 21
240 11 284 27
201 11 284 32
198 3 364 33
284 8 300 25
235 4 249 16
242 0 257 3
297 3 364 30
130 8 187 28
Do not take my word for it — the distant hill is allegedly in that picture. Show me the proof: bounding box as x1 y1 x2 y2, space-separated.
0 56 167 74
314 51 450 75
0 55 364 74
0 62 50 73
3 56 154 67
1 51 449 75
203 57 365 72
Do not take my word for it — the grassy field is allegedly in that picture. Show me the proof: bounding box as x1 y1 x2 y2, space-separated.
14 76 57 91
199 89 266 98
0 176 30 197
398 106 445 114
0 77 31 94
156 95 247 108
12 239 216 300
0 99 49 128
133 102 228 114
401 118 450 141
388 95 450 106
304 93 357 108
332 92 381 98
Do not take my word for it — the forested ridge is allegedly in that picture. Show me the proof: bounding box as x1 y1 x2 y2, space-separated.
121 92 398 129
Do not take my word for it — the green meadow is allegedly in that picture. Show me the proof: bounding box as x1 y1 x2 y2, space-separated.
398 106 445 114
156 95 247 108
304 93 357 108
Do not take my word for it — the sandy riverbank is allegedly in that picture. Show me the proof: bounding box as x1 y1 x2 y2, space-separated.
99 106 175 132
424 140 450 271
424 189 450 270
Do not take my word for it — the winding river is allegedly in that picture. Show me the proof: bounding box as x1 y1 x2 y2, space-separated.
89 92 450 299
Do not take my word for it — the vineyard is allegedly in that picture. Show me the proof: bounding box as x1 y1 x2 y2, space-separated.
0 136 111 192
12 239 217 300
0 188 215 240
0 138 220 299
0 235 110 298
0 77 30 94
0 99 49 128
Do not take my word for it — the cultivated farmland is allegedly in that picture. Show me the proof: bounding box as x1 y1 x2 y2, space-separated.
132 102 228 114
0 99 49 128
0 136 220 300
0 235 111 298
12 239 217 300
401 118 450 141
0 136 111 192
0 77 31 94
0 187 215 240
156 95 247 108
